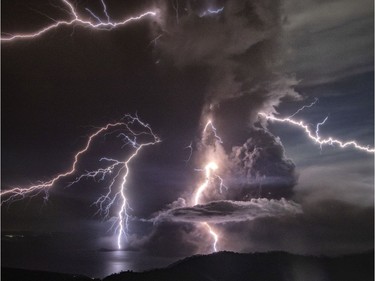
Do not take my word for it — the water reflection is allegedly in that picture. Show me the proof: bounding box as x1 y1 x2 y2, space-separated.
2 236 176 279
105 250 133 274
102 250 175 277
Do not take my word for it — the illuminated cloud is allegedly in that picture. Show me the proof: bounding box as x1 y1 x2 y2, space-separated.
154 0 301 120
152 198 302 224
227 128 297 199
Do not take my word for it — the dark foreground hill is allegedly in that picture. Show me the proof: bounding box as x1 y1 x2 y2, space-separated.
104 251 374 281
2 250 373 281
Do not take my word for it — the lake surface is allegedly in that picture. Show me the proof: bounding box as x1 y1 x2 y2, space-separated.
1 233 176 278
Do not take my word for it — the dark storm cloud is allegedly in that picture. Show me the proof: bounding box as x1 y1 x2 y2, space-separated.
154 0 300 118
152 0 301 203
228 127 297 199
152 198 302 224
148 0 373 261
1 0 373 276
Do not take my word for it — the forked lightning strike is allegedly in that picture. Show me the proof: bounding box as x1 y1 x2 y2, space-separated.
204 120 223 143
288 98 318 118
203 222 218 252
115 136 160 249
194 162 218 206
184 141 193 163
1 114 161 249
259 113 374 153
192 119 228 252
193 162 220 252
1 121 126 203
1 0 157 42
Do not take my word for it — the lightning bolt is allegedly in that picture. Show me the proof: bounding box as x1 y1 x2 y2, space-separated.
193 162 220 252
203 120 223 144
203 222 218 252
200 7 224 17
194 162 218 206
288 98 318 118
259 113 374 153
1 121 126 203
184 141 193 163
1 114 161 249
315 116 329 151
1 0 158 42
191 119 228 252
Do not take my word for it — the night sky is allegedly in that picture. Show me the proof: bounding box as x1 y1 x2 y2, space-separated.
1 0 374 278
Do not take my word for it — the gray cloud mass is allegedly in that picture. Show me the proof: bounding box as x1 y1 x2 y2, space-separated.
228 128 297 199
152 198 302 224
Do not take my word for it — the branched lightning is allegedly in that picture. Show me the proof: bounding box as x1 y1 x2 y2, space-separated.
1 121 126 204
193 162 218 206
203 119 223 144
69 114 161 249
216 174 228 194
203 222 218 252
1 0 157 42
316 116 329 150
193 162 220 252
184 141 193 163
288 97 318 118
100 0 111 23
259 112 374 153
1 114 161 249
191 119 228 252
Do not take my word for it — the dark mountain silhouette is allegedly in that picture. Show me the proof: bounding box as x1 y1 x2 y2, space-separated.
2 250 373 281
103 251 374 281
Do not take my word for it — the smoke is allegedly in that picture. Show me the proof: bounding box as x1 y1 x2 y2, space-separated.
153 0 300 195
141 0 304 256
152 198 302 224
112 0 370 258
228 128 297 199
154 0 300 117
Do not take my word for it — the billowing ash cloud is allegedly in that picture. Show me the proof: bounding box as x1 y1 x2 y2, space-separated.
153 0 300 199
154 0 300 119
138 0 306 257
125 0 372 260
228 128 297 199
152 198 302 224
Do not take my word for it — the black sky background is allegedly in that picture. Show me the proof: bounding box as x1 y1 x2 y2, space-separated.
1 0 374 277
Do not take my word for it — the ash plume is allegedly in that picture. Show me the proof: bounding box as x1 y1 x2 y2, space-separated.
152 198 302 224
153 0 300 196
154 0 300 118
142 0 303 255
228 128 297 200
